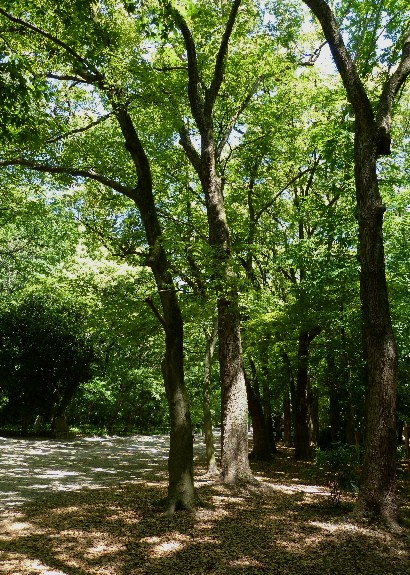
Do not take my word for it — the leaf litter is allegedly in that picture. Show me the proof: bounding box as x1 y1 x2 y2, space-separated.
0 435 409 575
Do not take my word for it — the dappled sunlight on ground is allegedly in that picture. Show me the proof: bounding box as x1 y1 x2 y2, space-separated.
0 438 408 574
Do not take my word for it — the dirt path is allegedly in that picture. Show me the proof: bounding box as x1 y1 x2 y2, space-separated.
0 434 209 510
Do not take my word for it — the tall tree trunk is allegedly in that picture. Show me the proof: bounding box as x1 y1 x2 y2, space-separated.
353 128 398 523
203 316 219 475
169 0 251 484
116 108 195 514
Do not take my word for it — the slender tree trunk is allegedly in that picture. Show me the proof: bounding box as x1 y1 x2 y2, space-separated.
161 314 194 513
116 108 195 513
283 389 292 447
294 330 312 460
203 316 219 475
308 385 319 446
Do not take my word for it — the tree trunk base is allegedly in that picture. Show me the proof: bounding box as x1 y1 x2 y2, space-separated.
353 497 401 532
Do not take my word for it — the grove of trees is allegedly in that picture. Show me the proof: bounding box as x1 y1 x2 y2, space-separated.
0 0 409 525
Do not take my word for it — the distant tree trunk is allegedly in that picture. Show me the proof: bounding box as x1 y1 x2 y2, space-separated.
245 368 271 460
294 328 321 460
203 316 219 475
283 390 292 447
326 353 346 442
308 386 319 445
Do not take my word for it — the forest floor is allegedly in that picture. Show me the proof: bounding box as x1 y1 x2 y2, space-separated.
0 434 409 575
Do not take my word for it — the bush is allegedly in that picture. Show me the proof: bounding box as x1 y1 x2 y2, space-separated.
316 443 363 504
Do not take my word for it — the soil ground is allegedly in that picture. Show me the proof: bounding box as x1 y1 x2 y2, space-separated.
0 434 409 575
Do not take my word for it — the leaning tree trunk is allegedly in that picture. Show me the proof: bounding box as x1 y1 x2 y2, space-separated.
354 128 398 524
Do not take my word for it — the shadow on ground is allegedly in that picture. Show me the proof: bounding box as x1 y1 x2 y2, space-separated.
0 442 409 575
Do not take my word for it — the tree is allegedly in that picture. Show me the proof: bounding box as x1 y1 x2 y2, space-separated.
162 0 253 483
0 292 94 433
302 0 410 525
0 1 194 513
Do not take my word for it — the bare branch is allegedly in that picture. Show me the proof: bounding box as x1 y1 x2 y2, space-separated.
217 74 269 158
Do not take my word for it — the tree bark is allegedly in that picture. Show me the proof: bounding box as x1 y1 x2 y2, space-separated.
353 127 398 524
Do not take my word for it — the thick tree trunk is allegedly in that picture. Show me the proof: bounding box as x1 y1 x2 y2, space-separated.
294 329 320 459
203 317 219 475
201 139 252 483
354 129 398 524
219 296 252 482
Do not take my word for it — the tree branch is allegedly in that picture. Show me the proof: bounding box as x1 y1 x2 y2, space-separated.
0 158 133 197
302 0 373 123
217 74 268 158
376 28 410 155
179 125 201 176
0 7 102 82
47 113 113 143
205 0 242 116
164 2 206 131
144 296 167 331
